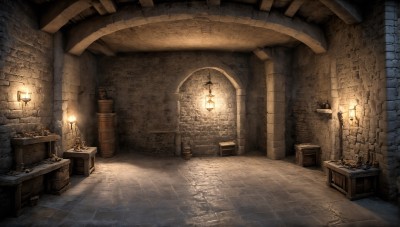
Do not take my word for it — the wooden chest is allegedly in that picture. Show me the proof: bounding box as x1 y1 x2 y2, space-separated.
324 161 380 200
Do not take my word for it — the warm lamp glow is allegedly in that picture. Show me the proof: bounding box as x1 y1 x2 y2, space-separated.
349 107 356 121
205 71 215 111
205 94 215 111
68 115 76 130
17 90 31 106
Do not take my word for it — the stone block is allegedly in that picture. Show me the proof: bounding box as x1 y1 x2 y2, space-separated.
267 91 285 102
266 102 285 115
386 59 398 68
0 79 10 86
8 101 21 110
387 88 398 100
384 10 396 20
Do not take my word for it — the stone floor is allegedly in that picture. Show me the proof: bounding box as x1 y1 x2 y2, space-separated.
1 153 399 226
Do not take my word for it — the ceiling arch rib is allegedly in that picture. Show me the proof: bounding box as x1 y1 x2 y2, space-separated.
66 3 327 56
40 0 92 33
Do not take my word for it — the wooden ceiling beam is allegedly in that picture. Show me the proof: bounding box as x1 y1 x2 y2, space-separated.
92 1 108 15
207 0 221 6
139 0 154 7
284 0 305 18
99 0 117 13
319 0 362 24
259 0 274 12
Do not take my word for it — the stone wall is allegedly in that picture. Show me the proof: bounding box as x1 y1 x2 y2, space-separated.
291 1 399 199
0 0 53 217
98 52 251 155
0 0 53 173
53 33 97 153
179 69 237 156
384 0 400 202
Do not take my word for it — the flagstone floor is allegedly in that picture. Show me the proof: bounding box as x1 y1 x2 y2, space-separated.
1 152 399 226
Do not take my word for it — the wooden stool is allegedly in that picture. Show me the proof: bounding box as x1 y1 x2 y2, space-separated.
219 141 236 156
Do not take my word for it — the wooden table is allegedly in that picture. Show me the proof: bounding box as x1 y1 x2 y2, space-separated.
63 147 97 176
324 161 380 200
11 135 60 171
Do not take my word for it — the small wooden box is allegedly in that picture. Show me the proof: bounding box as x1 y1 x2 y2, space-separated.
63 147 97 176
295 144 321 167
219 141 236 156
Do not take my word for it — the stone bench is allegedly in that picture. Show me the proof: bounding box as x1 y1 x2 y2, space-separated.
0 159 70 216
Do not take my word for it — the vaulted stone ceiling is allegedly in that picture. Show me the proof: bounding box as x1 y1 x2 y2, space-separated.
30 0 364 55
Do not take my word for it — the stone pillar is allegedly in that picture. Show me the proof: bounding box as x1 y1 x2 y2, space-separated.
264 48 291 160
174 92 181 156
236 89 246 155
330 59 341 160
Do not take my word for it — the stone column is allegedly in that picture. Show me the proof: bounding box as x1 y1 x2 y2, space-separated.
236 89 246 155
264 48 291 160
330 59 341 160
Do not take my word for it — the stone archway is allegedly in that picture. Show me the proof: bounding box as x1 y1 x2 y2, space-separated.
176 67 245 155
66 3 327 56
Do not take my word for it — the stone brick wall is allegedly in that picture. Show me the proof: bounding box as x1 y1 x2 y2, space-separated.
292 1 400 199
384 0 400 201
0 0 53 217
53 32 97 153
98 52 251 155
179 69 237 156
292 45 333 161
0 0 53 173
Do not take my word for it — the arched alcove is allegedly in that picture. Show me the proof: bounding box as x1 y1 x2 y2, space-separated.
177 67 245 156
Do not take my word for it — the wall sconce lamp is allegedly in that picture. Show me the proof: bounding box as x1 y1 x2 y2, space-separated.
205 72 215 111
349 107 356 121
68 115 76 130
17 91 31 106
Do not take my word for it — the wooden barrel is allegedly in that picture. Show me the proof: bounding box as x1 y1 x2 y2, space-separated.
97 113 116 158
98 100 114 113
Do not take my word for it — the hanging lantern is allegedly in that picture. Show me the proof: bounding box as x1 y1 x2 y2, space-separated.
205 93 215 111
205 72 215 111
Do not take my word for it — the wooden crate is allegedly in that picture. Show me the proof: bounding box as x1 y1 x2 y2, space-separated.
63 147 97 176
324 161 379 200
295 144 321 167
